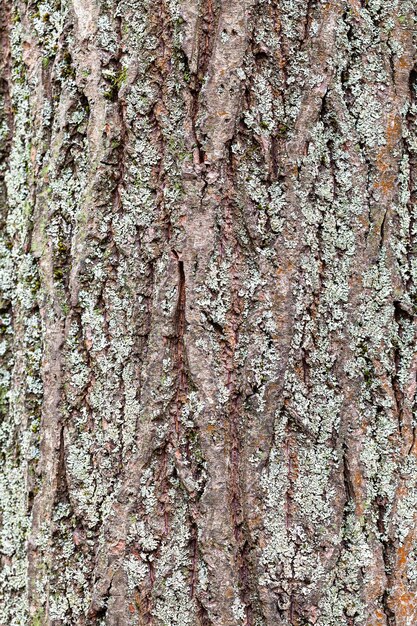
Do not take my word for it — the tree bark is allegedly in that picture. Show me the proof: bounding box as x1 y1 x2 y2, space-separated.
1 1 417 624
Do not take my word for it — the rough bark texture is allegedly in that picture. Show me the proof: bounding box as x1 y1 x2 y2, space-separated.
1 1 417 625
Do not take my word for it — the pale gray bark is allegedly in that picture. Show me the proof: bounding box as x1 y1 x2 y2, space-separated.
1 1 417 625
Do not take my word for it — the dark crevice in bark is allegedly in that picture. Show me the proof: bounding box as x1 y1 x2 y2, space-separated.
50 427 77 624
225 196 261 622
386 42 397 94
404 67 417 306
382 588 397 626
285 405 315 442
184 47 206 164
54 426 70 508
0 0 13 487
302 0 316 42
196 0 218 84
342 442 354 516
88 575 113 623
409 66 417 94
376 477 396 625
172 252 187 436
379 208 388 252
392 300 409 435
0 0 13 203
183 0 219 164
269 134 279 183
188 523 211 625
343 9 355 46
229 388 254 624
189 520 198 598
111 20 128 215
284 432 295 532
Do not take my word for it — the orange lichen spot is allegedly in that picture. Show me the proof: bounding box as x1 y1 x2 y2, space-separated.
373 608 385 624
248 515 262 530
397 543 408 568
394 531 414 570
351 468 365 517
397 56 410 70
374 175 395 196
385 531 417 623
386 114 401 148
225 587 234 599
365 608 386 626
274 15 282 32
374 114 402 196
395 590 416 621
206 423 216 434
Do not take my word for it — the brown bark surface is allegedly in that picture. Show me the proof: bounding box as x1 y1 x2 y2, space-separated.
1 1 417 625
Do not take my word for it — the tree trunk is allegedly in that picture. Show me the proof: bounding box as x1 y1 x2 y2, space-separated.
1 1 417 624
